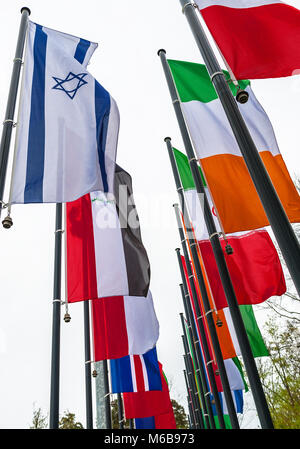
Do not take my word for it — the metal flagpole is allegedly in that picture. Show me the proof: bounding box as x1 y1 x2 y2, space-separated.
180 314 205 429
84 300 93 429
182 347 204 429
159 49 273 429
176 249 215 429
178 286 208 430
183 369 196 429
95 361 108 429
179 0 300 300
0 7 30 226
117 393 125 429
166 136 239 428
103 359 112 428
174 205 239 429
50 203 63 429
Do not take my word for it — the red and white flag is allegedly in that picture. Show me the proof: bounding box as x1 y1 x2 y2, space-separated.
91 291 159 360
66 165 150 302
196 0 300 79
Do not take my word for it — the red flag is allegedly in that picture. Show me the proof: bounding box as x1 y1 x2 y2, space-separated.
196 0 300 79
199 230 286 310
123 363 172 419
155 408 177 429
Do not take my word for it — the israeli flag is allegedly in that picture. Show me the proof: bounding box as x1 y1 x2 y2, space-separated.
11 21 119 204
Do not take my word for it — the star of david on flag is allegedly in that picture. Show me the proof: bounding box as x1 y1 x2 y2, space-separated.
10 20 119 204
52 72 88 99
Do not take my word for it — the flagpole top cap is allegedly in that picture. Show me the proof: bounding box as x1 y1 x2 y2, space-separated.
173 203 179 208
157 49 166 56
21 7 31 15
164 137 171 142
175 247 181 252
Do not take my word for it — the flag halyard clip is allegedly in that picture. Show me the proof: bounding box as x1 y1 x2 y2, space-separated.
0 200 9 209
182 2 197 14
210 71 224 83
205 309 215 317
209 231 222 240
3 119 17 127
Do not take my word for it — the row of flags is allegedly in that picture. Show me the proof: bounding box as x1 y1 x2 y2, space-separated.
164 0 300 427
5 18 176 428
4 0 300 429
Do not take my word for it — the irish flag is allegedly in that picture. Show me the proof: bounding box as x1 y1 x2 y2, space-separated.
175 148 286 311
195 1 300 80
168 60 300 233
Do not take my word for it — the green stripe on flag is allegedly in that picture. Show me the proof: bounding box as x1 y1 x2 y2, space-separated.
240 305 269 358
162 370 168 386
167 59 250 103
173 147 206 189
232 357 248 392
214 414 232 430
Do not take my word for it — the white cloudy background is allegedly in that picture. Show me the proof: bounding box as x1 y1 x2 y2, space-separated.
0 0 299 429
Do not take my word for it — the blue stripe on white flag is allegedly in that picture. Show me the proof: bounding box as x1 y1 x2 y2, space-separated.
74 38 91 64
24 24 47 203
95 81 110 192
212 390 244 416
144 347 162 391
233 390 243 414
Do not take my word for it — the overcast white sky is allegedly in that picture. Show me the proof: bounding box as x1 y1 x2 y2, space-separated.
0 0 299 429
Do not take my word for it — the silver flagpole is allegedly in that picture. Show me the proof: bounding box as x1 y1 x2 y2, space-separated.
0 7 30 227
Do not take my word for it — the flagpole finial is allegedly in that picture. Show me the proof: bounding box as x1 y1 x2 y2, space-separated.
20 7 31 15
164 137 171 142
157 49 166 56
63 312 71 323
236 88 249 104
175 247 181 253
225 243 234 255
2 214 13 229
173 203 179 208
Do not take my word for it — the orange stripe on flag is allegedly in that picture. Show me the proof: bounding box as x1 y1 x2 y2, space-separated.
201 152 300 233
180 211 237 360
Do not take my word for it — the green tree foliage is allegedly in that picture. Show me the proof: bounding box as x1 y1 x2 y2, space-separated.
171 399 189 429
30 408 83 429
30 406 48 429
257 318 300 429
111 399 130 429
59 411 84 429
